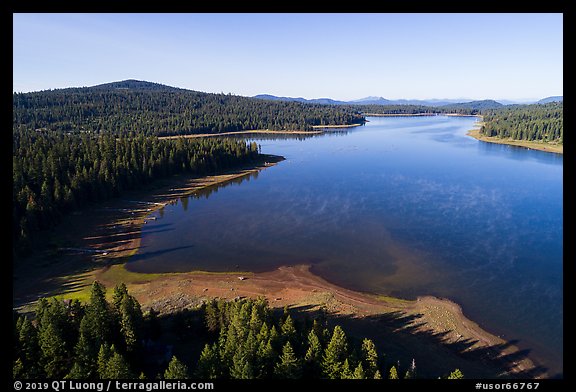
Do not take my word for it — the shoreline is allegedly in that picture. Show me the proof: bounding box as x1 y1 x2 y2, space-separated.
158 130 323 139
12 154 285 309
12 151 546 378
467 128 563 154
88 263 542 378
364 113 482 117
311 122 364 129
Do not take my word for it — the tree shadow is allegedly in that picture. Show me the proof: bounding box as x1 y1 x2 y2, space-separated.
285 305 549 379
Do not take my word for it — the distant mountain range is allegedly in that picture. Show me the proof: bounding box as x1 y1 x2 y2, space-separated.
537 96 563 104
254 94 562 107
29 79 561 108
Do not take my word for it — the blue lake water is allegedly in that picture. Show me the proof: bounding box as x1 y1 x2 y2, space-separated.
128 116 563 376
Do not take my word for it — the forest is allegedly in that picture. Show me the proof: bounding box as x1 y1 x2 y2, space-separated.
12 81 366 257
13 282 464 380
12 81 366 136
356 100 503 116
479 102 563 143
12 129 260 255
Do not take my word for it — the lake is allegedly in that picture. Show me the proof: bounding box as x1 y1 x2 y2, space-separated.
128 115 563 377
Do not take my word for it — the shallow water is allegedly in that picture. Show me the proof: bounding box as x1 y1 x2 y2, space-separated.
129 116 563 376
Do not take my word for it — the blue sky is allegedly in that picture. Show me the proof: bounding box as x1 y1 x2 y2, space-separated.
13 13 563 101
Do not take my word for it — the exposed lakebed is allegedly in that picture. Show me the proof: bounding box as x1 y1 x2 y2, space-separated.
128 116 563 377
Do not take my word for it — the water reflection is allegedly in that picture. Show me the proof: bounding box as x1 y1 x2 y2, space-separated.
477 140 563 165
129 115 563 376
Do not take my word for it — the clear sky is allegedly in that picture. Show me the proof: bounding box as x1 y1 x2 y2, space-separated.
13 13 563 101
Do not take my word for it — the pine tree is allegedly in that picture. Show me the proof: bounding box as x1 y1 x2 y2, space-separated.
119 295 143 352
389 365 399 380
84 281 112 349
373 369 382 379
274 342 302 379
230 349 253 379
303 329 322 377
66 362 90 379
38 318 69 378
321 325 348 379
97 344 112 379
353 362 366 379
71 324 97 379
164 356 189 379
340 359 353 379
360 338 379 378
112 283 129 311
106 350 133 379
195 344 221 379
255 338 275 378
17 316 42 377
13 358 25 379
280 315 297 344
447 369 464 379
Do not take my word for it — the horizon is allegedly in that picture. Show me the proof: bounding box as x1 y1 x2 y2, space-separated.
13 14 562 101
12 78 556 104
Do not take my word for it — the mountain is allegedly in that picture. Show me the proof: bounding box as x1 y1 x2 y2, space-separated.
349 96 392 105
51 79 185 93
253 94 346 105
440 100 504 111
253 94 506 108
14 80 365 136
537 96 563 104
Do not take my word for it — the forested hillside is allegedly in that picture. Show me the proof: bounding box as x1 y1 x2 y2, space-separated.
13 282 464 380
479 102 563 143
12 130 260 254
12 80 365 256
355 100 499 115
13 80 365 136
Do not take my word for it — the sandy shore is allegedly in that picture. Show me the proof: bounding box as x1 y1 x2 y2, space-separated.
13 151 546 378
88 263 542 378
158 129 324 139
311 123 364 129
467 128 563 154
12 155 284 308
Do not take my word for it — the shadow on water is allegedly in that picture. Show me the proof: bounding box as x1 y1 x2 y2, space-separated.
281 305 553 379
127 245 195 264
476 140 563 165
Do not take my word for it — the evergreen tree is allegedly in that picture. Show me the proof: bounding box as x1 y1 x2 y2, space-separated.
280 315 297 345
105 350 133 379
83 281 113 349
274 342 302 379
255 338 275 378
112 283 129 311
321 325 348 379
164 356 189 379
38 319 68 378
71 325 97 378
230 349 253 379
97 344 112 379
361 338 379 378
303 329 322 377
447 369 464 379
17 317 42 378
195 344 221 379
340 359 353 379
353 362 366 379
119 294 143 352
13 358 25 379
389 365 399 380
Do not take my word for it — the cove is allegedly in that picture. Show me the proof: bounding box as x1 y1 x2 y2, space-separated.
128 115 563 377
